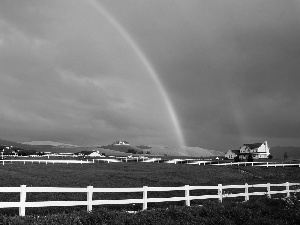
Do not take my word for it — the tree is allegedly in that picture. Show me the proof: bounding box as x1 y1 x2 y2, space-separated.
127 149 137 154
234 155 240 162
247 154 253 162
284 152 288 160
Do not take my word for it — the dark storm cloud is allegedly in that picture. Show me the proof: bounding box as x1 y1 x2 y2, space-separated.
0 0 179 146
1 0 300 149
100 0 300 149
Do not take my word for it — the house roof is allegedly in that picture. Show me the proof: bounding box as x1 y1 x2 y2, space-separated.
244 143 263 149
228 150 240 154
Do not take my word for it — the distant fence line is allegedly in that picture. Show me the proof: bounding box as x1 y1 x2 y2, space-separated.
0 182 299 216
1 159 300 167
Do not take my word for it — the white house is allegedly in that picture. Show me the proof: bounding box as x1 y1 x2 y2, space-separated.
113 141 130 145
239 141 270 159
225 141 270 160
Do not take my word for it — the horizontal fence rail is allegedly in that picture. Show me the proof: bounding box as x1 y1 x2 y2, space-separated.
0 182 299 216
1 159 300 167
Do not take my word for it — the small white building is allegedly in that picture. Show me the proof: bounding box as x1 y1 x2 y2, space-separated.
113 141 130 145
225 150 240 159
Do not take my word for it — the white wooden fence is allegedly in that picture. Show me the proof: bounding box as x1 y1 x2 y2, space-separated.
212 161 300 167
0 159 121 165
2 159 300 167
0 182 299 216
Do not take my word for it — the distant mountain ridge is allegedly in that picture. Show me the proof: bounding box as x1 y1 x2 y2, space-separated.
0 139 228 157
146 146 224 157
22 141 77 147
96 144 224 157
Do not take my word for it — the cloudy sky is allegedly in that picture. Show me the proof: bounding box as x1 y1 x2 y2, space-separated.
1 0 300 150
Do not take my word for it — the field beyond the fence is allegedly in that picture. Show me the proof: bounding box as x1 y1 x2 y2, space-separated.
1 162 300 187
1 163 300 217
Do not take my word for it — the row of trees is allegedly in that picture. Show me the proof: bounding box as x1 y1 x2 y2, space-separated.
1 146 44 158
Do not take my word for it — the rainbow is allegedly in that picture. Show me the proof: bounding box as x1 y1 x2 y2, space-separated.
87 0 185 146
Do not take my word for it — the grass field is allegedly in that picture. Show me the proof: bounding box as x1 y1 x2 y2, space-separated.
1 163 300 222
1 163 300 188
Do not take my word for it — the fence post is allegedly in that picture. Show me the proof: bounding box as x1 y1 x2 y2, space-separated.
87 186 93 212
286 182 290 198
267 183 271 198
185 185 190 206
218 184 223 202
2 161 4 165
245 183 249 201
143 186 148 210
19 185 26 216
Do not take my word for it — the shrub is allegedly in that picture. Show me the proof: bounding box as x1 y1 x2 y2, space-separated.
247 154 253 162
127 149 137 154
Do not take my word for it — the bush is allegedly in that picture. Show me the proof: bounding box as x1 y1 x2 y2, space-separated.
247 154 253 162
234 156 240 162
127 149 137 154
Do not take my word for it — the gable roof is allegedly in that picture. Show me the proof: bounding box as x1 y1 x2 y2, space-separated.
227 150 240 154
244 143 263 149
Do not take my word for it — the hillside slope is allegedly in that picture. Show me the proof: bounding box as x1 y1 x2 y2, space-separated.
0 139 223 157
147 146 224 157
100 145 144 153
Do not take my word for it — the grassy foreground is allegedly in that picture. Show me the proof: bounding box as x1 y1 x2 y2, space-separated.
0 163 300 223
1 196 300 224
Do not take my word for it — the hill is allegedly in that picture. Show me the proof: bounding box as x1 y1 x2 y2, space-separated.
0 139 223 157
100 144 144 154
98 145 224 157
145 146 224 157
0 139 78 153
270 146 300 160
22 141 76 147
0 139 46 150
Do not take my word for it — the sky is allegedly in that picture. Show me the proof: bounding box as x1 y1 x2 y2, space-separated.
0 0 300 151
